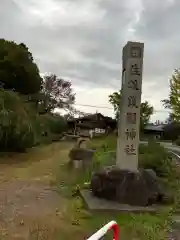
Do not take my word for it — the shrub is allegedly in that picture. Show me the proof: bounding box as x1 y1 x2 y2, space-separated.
42 114 67 135
28 113 68 144
28 114 48 146
139 141 173 177
0 89 36 152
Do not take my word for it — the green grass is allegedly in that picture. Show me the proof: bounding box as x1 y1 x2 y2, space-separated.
63 196 172 240
87 134 117 151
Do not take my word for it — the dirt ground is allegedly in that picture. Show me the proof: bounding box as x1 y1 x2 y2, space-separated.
0 142 74 240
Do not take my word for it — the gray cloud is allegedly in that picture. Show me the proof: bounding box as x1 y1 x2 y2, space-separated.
0 0 135 88
135 0 180 88
1 0 180 120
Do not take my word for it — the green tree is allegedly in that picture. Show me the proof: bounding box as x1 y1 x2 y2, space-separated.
140 101 154 128
109 90 153 129
0 39 42 94
109 90 121 120
39 74 75 113
161 69 180 122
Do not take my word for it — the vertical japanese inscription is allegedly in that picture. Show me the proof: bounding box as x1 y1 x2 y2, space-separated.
124 144 136 155
131 63 141 76
128 96 138 108
124 46 142 156
128 79 139 90
125 128 136 140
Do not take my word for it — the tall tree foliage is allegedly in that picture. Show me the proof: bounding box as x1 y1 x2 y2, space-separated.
109 90 121 120
0 39 42 94
161 69 180 122
140 101 154 128
109 90 154 129
39 74 75 113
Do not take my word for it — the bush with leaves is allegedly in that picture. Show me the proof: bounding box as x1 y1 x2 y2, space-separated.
139 141 174 178
42 113 67 135
0 89 37 152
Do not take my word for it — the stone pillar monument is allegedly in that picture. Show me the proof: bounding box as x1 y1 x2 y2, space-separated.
116 41 144 172
90 41 169 206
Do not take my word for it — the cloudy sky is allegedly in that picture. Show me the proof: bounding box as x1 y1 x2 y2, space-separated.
1 0 178 122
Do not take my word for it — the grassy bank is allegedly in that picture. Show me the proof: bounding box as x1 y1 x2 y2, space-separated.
55 135 180 239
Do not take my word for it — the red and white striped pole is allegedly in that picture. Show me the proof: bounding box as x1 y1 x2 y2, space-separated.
87 221 119 240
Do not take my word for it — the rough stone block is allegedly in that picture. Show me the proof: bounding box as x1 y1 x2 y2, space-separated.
68 148 96 169
90 166 172 206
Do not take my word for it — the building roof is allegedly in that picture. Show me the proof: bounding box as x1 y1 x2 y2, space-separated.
67 113 103 122
67 113 116 123
67 113 116 129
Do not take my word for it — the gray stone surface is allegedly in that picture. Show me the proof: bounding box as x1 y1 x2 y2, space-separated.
80 189 163 213
116 42 144 172
68 147 96 169
69 148 95 161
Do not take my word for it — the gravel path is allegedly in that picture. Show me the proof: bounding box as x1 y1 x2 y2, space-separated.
0 180 61 239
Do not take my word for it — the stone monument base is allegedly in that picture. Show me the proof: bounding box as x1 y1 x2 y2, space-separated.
80 189 163 213
90 166 172 206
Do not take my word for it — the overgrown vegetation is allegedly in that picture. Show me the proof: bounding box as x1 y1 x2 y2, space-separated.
139 141 175 178
0 89 67 152
0 89 36 152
